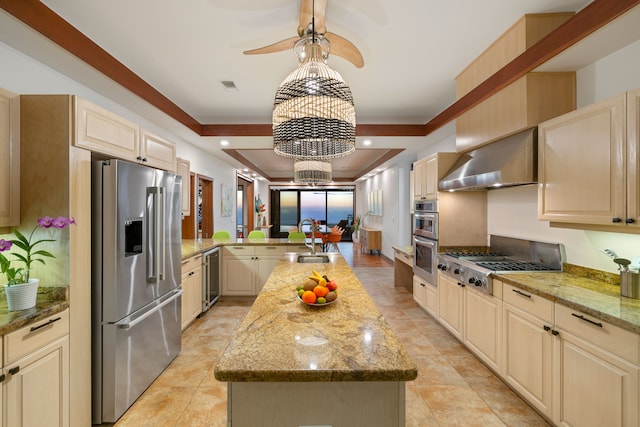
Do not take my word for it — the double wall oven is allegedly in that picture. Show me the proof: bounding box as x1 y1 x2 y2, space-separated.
413 200 438 285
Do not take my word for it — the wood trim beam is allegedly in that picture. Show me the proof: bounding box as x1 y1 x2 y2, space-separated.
353 149 405 180
424 0 640 135
222 149 272 179
2 0 639 138
0 0 203 135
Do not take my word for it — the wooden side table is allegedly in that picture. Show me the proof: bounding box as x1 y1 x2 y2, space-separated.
360 227 381 255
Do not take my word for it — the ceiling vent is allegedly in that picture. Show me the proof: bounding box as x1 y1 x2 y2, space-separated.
220 80 238 92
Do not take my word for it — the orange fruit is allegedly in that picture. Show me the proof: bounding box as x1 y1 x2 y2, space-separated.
301 290 317 304
313 285 329 298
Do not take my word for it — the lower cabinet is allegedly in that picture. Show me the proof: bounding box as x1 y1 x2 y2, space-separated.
412 275 437 318
553 304 639 427
502 282 554 419
437 272 464 341
464 282 502 373
2 309 70 427
222 245 292 296
181 254 202 330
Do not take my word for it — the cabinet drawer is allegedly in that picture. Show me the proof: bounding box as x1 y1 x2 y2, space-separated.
254 245 288 256
555 304 640 364
5 309 70 364
503 283 553 323
181 254 202 273
223 246 255 258
395 251 413 267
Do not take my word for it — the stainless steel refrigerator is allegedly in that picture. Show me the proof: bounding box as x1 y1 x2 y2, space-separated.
91 159 183 424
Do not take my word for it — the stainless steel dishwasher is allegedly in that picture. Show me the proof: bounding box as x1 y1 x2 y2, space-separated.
202 247 220 311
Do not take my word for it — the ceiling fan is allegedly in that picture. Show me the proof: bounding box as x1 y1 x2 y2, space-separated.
243 0 364 68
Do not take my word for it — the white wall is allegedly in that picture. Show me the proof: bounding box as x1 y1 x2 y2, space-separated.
0 41 240 236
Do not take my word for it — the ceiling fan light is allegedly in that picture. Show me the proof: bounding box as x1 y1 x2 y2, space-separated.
273 41 355 160
294 159 332 184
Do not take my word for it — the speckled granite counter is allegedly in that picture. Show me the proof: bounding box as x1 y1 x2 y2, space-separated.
0 286 69 335
215 253 417 382
495 272 640 334
181 237 306 259
392 245 413 256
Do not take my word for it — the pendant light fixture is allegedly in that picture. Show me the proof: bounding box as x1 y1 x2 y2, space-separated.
272 3 355 160
294 158 332 184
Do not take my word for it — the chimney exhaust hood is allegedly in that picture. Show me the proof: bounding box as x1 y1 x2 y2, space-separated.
438 128 537 191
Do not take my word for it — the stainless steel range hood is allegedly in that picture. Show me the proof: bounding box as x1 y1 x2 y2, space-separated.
439 128 537 191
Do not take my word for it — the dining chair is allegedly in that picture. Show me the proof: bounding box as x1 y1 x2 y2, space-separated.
306 231 327 251
288 231 306 241
247 230 266 239
325 227 344 252
213 230 231 240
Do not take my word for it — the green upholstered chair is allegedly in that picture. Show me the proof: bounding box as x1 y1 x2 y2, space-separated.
287 231 306 241
213 230 231 240
247 230 266 239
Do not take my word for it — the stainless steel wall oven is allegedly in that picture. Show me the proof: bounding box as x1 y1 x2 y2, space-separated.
413 199 438 284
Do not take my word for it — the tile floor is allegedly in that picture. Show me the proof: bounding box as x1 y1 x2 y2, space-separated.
113 247 550 427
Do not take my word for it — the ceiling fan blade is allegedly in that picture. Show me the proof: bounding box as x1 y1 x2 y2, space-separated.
298 0 327 35
243 36 300 55
325 32 364 68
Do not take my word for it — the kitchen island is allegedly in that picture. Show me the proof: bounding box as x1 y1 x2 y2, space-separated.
214 252 417 426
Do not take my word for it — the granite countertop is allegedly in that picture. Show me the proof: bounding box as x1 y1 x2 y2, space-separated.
181 238 307 260
0 286 69 335
496 272 640 334
392 246 413 256
214 253 418 382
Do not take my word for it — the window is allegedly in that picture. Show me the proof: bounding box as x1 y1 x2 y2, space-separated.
271 188 354 237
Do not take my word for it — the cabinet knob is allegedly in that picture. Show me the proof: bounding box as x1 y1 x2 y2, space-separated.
8 366 19 375
625 218 635 224
612 217 622 223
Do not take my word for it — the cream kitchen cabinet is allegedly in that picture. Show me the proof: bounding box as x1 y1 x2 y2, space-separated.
413 153 458 200
553 304 639 427
502 283 554 419
464 281 502 373
222 245 288 296
538 88 640 229
176 157 191 216
181 254 202 330
74 97 176 171
3 309 70 427
437 272 464 341
413 275 437 318
0 87 20 227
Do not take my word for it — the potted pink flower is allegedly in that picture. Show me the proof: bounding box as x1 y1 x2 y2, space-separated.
0 216 75 310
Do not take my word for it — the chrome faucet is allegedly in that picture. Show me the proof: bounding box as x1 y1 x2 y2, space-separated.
299 218 319 255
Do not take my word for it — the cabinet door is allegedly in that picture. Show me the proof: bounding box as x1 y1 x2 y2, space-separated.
437 273 464 340
555 331 639 427
181 262 202 330
140 129 177 172
502 302 554 418
255 257 281 293
5 335 69 427
176 157 191 216
538 94 626 225
412 276 427 308
464 288 501 373
74 97 139 160
413 161 426 200
626 88 640 224
222 257 255 296
0 89 19 226
424 155 438 199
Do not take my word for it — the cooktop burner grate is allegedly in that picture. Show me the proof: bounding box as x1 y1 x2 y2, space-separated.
474 261 559 272
445 251 504 258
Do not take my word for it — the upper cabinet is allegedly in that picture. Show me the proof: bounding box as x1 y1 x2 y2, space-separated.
538 88 640 230
176 157 191 216
75 97 176 172
455 13 576 152
0 87 20 227
413 153 459 200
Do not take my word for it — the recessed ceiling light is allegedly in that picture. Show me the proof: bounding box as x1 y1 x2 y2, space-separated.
363 140 372 146
220 140 229 146
376 168 383 172
243 168 249 172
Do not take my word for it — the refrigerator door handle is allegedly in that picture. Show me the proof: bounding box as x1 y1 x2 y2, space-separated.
146 186 165 281
116 289 183 330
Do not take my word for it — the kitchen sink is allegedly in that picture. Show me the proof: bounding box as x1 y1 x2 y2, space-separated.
297 254 331 263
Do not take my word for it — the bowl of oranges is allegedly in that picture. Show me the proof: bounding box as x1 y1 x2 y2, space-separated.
296 270 338 306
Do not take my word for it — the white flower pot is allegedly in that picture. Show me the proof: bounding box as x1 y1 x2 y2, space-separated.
4 278 39 311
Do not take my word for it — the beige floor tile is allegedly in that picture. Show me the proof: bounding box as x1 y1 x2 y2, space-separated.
412 356 468 386
431 406 506 427
151 355 214 388
174 386 228 427
114 386 195 427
